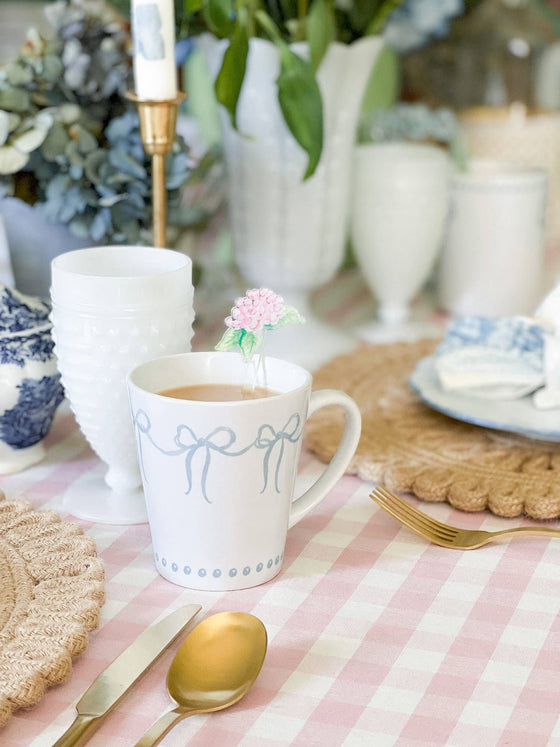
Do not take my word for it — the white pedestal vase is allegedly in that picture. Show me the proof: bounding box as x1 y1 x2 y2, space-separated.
350 143 450 342
199 35 383 370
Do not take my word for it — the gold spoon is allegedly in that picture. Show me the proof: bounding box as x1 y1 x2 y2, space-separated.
134 611 267 746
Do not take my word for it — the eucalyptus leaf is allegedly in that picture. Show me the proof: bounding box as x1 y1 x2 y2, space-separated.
7 63 33 87
0 0 194 245
215 16 249 129
0 145 29 174
106 170 136 185
0 112 10 147
108 149 147 179
0 88 30 113
68 215 92 238
6 113 21 133
40 122 70 161
126 224 142 243
98 193 126 207
166 171 189 190
65 140 85 166
277 45 323 179
84 149 106 182
56 104 81 125
12 127 49 154
307 0 336 71
42 54 64 82
90 207 111 241
70 123 98 154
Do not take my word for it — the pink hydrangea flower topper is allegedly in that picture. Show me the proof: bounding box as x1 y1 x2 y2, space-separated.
216 288 304 362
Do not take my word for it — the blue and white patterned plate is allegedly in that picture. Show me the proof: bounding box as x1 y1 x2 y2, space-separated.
410 355 560 442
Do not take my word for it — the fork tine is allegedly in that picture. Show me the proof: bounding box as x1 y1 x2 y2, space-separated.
374 487 459 539
371 487 458 543
371 489 450 544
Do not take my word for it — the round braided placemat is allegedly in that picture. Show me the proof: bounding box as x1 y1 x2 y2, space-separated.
306 340 560 519
0 493 105 726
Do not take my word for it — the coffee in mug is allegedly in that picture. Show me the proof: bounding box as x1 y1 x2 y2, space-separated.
158 384 276 401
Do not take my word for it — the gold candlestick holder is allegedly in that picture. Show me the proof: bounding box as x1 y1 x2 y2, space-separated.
127 91 187 247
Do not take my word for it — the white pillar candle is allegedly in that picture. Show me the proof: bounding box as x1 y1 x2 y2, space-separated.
131 0 177 100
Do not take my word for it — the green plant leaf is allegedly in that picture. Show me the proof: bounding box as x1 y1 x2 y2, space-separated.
255 9 283 44
307 0 335 71
360 42 399 116
185 0 204 12
204 0 235 36
277 45 323 180
215 327 243 351
215 16 249 129
365 0 406 35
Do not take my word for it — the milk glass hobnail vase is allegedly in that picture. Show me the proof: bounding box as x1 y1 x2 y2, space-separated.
199 34 383 369
50 246 194 524
351 143 450 342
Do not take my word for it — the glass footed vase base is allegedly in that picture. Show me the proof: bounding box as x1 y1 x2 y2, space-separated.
357 305 444 344
61 473 148 525
358 320 444 344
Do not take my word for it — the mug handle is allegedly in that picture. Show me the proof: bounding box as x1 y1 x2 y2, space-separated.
288 389 362 529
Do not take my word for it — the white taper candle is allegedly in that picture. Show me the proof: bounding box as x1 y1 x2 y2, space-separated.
131 0 177 100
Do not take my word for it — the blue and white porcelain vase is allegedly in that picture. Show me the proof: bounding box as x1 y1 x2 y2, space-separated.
0 285 64 473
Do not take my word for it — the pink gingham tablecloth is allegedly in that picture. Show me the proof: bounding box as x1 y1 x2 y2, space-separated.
2 272 560 746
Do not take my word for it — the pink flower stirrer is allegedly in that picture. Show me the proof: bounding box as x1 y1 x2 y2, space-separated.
216 288 304 385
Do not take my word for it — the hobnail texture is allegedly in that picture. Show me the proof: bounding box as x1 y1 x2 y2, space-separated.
51 304 194 490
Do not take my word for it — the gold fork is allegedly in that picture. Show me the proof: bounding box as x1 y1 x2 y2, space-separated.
370 486 560 549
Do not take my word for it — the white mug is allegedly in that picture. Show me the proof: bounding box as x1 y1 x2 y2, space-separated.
127 352 362 591
438 160 548 317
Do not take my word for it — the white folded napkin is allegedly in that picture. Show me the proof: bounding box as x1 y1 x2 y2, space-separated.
434 316 545 400
533 283 560 409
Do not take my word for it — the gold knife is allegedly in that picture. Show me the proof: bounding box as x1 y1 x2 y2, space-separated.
52 604 201 747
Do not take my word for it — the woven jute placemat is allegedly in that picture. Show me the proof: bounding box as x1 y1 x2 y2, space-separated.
0 493 105 726
306 339 560 519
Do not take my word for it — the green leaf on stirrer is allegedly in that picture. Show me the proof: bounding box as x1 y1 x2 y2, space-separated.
238 330 263 362
267 306 305 329
215 327 243 351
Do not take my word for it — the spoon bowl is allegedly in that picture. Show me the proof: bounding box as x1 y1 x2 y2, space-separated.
135 612 267 746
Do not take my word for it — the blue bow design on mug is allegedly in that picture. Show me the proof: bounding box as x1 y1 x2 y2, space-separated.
132 407 301 503
132 409 152 483
174 425 246 504
255 413 302 493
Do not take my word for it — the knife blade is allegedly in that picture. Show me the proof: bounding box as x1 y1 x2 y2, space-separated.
52 604 201 747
